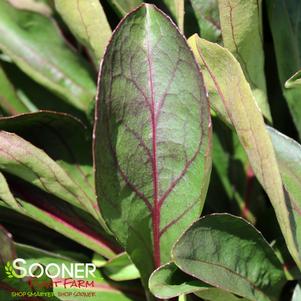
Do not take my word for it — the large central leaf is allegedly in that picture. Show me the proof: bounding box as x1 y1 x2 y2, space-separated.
94 3 211 294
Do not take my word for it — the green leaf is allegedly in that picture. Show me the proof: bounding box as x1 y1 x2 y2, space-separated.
161 0 184 32
293 283 301 301
266 0 301 136
149 262 209 299
172 214 286 301
0 171 20 210
272 238 301 280
0 225 15 265
207 117 262 223
190 0 221 42
106 0 142 17
195 289 250 301
285 70 301 89
0 64 30 115
0 61 85 119
8 0 53 16
92 253 107 268
102 252 140 281
94 3 211 296
189 35 301 271
54 0 112 63
0 130 98 216
0 112 119 258
267 126 301 269
0 111 98 218
218 0 271 121
0 1 96 112
0 195 117 259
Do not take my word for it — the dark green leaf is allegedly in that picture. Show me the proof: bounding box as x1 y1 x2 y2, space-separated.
266 0 301 136
172 214 286 301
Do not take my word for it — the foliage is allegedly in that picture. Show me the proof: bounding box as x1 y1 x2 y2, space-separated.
0 0 301 300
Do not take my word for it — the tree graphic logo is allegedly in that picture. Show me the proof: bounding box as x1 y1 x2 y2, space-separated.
4 261 22 279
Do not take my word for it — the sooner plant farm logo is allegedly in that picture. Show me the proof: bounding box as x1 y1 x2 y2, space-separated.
4 258 99 299
5 261 22 279
4 258 97 279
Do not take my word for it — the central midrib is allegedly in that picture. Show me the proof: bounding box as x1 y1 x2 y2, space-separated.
145 9 161 268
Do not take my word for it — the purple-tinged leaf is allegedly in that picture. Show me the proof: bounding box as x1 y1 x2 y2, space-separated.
0 111 99 219
94 3 211 295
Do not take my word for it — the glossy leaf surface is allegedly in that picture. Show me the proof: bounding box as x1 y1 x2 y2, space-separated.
94 3 211 292
172 214 285 301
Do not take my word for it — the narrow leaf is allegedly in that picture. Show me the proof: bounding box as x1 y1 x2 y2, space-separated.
102 252 140 281
0 131 98 218
54 0 112 63
268 126 301 267
106 0 143 17
0 198 117 259
0 111 98 217
189 35 301 270
0 65 30 115
293 284 301 301
94 3 211 294
0 1 96 112
266 0 301 136
161 0 184 32
190 0 221 42
218 0 271 121
0 171 20 210
149 262 209 299
172 214 285 301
